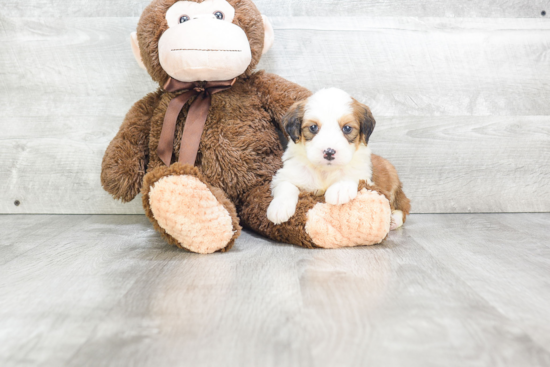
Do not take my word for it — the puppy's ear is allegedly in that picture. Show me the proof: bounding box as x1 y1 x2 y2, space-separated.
353 100 376 144
282 101 305 144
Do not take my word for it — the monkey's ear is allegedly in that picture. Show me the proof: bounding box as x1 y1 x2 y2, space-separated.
130 32 146 70
354 101 376 144
261 15 274 55
283 102 305 144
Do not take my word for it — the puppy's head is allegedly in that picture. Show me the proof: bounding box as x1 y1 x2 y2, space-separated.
282 88 376 167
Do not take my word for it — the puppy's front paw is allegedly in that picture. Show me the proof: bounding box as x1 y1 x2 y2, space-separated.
267 197 298 224
325 181 358 205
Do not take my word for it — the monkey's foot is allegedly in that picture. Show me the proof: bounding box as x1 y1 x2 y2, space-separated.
305 189 391 249
143 164 240 254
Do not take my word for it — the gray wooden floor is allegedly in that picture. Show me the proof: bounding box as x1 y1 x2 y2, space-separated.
1 214 550 367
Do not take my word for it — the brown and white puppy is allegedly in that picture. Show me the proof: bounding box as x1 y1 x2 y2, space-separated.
267 88 408 228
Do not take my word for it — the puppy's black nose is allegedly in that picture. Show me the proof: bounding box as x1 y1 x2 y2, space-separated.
323 148 336 161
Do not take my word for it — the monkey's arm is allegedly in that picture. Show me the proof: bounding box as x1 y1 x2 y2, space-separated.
101 91 161 202
250 71 312 130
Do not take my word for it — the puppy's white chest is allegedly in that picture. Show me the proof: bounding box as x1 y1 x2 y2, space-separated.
298 165 366 196
309 169 342 195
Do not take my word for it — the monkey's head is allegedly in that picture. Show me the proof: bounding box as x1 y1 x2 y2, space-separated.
131 0 274 85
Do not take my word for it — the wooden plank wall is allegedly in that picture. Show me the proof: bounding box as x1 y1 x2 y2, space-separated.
1 1 549 214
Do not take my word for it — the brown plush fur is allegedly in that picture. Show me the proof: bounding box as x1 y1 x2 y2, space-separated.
101 0 409 251
101 91 161 202
239 179 393 248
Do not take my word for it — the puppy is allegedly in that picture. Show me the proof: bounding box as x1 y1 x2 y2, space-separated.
267 88 410 229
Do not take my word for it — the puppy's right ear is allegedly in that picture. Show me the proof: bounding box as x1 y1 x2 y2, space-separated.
352 99 376 145
282 101 305 144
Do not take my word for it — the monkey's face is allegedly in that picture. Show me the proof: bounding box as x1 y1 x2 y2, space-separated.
133 0 274 84
159 0 251 82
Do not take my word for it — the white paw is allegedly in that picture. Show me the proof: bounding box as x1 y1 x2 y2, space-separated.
390 210 404 230
325 181 358 205
267 197 298 224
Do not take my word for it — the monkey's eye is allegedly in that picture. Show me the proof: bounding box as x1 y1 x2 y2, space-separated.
214 11 224 20
309 125 319 134
342 125 353 134
179 15 190 23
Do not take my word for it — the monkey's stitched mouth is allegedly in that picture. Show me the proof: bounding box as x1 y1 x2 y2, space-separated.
171 48 242 52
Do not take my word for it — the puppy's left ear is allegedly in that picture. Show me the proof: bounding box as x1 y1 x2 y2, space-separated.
282 101 305 144
354 100 376 144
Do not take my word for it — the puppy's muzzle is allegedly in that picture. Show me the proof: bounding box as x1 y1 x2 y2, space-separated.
323 148 336 161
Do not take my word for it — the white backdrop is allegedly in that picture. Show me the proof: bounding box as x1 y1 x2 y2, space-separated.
1 0 549 214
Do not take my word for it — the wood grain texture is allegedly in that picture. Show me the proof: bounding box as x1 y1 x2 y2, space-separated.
370 116 550 213
261 17 550 116
0 16 152 215
405 214 550 350
0 214 91 265
2 0 548 18
3 115 548 214
1 214 550 366
1 16 549 214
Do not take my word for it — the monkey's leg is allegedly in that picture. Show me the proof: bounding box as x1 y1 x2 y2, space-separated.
238 181 392 249
142 163 241 254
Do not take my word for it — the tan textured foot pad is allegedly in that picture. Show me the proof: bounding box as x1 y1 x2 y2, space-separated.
305 189 392 249
148 175 235 254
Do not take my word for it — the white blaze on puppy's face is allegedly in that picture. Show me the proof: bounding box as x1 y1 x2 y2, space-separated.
303 88 358 167
281 87 376 191
158 0 252 82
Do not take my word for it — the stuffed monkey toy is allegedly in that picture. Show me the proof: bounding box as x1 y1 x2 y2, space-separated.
101 0 407 254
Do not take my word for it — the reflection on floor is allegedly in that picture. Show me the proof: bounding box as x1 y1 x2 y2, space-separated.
1 214 549 367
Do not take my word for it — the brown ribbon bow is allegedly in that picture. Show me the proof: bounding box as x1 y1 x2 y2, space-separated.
157 77 236 167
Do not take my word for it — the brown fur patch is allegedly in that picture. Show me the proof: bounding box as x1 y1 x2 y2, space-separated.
101 90 162 202
338 114 361 144
301 119 321 142
371 154 411 222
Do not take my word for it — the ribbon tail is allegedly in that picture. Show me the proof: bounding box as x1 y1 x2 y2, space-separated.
157 90 196 166
178 92 212 166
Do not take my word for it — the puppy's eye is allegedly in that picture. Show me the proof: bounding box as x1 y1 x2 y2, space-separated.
214 11 224 20
342 125 353 134
309 125 319 134
179 15 190 23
